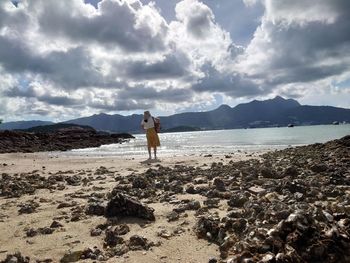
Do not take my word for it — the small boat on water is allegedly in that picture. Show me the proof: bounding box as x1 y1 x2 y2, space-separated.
288 124 294 128
333 121 340 125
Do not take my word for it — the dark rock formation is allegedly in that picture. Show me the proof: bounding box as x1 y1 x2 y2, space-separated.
0 253 30 263
105 192 155 221
0 127 134 153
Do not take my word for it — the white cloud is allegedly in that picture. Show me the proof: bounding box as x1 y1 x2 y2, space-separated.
264 0 345 25
0 0 349 121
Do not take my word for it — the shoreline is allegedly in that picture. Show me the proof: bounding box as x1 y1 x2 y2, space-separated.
1 136 349 262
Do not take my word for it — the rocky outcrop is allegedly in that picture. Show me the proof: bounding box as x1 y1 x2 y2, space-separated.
0 127 134 153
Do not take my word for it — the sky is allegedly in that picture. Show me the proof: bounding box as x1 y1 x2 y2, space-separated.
0 0 350 122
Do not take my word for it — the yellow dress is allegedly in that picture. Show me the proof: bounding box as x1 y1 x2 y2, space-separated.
146 128 160 148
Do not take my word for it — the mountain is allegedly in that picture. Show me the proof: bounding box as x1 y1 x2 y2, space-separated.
65 96 350 132
2 96 350 133
0 120 53 130
64 113 143 133
19 123 96 133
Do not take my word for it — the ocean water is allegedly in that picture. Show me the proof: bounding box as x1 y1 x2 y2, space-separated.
66 124 350 157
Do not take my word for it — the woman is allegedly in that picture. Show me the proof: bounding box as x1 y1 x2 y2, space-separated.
141 111 160 160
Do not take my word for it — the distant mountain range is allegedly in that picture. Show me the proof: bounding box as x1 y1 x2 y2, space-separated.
0 120 53 130
1 96 350 133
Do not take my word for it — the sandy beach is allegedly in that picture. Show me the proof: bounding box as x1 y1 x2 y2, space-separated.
0 151 257 263
1 136 350 262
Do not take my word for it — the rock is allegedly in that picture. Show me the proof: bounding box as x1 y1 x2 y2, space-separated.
80 248 105 261
166 211 180 222
226 208 245 218
0 129 134 154
194 216 223 243
157 229 173 239
228 193 248 208
105 192 155 221
128 235 151 251
212 178 226 192
85 202 105 216
108 244 129 256
187 200 201 210
248 186 266 195
104 228 124 247
208 257 218 263
65 175 81 186
132 176 150 189
204 198 220 208
1 253 30 263
185 184 196 194
38 227 55 235
114 224 130 235
90 228 103 236
283 166 299 177
26 228 38 237
57 201 77 209
260 167 275 178
50 221 63 228
310 163 328 173
18 202 39 214
59 250 83 263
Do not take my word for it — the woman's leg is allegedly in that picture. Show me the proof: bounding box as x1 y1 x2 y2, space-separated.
148 146 152 159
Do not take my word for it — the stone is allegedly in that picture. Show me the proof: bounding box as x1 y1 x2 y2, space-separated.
18 202 39 214
105 192 155 221
283 166 299 177
114 224 130 235
50 221 63 228
213 178 226 192
204 198 220 208
310 163 328 173
65 175 81 186
59 250 83 263
166 211 180 222
132 176 150 189
1 253 30 263
128 235 151 251
228 193 248 208
38 227 55 235
85 202 105 216
194 216 222 243
248 186 266 195
104 228 124 247
90 228 103 236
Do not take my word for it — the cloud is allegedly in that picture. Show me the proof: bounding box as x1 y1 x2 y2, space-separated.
236 0 350 98
117 85 193 103
0 0 350 121
120 52 191 80
191 63 266 97
264 0 350 25
175 0 214 38
29 0 168 52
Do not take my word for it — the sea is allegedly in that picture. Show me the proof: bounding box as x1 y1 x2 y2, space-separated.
61 124 350 158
